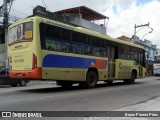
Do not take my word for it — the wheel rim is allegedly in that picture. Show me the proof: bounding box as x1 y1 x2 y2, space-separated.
131 73 135 80
86 71 98 88
20 80 26 86
88 76 95 84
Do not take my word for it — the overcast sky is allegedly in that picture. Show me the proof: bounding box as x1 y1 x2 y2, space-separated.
1 0 160 47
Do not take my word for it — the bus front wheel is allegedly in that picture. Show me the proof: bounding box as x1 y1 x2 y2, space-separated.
124 71 136 84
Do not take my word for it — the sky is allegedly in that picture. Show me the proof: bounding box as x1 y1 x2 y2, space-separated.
1 0 160 47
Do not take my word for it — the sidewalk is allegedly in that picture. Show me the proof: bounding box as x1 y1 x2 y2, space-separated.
83 97 160 120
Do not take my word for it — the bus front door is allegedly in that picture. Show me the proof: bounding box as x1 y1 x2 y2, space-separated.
107 46 116 79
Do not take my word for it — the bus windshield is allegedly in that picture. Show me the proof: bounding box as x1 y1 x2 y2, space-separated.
8 22 33 45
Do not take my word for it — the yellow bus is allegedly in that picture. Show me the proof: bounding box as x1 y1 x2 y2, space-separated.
8 15 146 88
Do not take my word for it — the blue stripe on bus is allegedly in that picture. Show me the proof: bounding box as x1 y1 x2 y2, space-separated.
43 54 96 68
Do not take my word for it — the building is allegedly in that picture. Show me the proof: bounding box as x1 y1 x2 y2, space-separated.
132 35 157 64
117 35 132 42
156 48 160 55
132 35 157 76
34 6 109 34
155 48 160 63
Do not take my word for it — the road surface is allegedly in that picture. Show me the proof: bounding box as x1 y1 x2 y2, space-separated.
0 77 160 120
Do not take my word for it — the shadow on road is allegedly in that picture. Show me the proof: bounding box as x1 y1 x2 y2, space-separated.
20 81 143 94
0 85 12 88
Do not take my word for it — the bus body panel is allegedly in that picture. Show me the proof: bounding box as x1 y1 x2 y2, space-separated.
115 59 131 79
115 59 146 79
9 68 42 79
138 66 146 78
8 42 33 70
8 17 42 79
41 50 108 81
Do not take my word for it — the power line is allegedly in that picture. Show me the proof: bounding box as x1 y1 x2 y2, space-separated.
41 0 49 11
133 22 150 40
152 30 160 37
136 26 148 35
9 16 19 21
10 9 29 16
11 3 16 19
148 26 160 37
9 14 21 20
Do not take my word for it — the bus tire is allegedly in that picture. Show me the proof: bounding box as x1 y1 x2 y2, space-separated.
57 81 73 88
11 84 17 87
130 71 136 83
19 80 27 86
107 80 113 84
85 71 98 88
124 71 136 84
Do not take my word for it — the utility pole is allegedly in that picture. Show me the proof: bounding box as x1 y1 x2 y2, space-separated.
3 0 9 68
134 22 150 40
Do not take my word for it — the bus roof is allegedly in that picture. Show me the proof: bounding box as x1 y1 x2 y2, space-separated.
9 16 144 49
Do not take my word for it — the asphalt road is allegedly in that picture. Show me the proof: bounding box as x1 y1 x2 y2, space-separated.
0 77 160 119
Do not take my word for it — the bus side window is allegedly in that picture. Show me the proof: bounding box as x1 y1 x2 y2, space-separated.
107 46 111 61
131 47 139 62
57 43 62 52
72 44 77 54
51 42 56 51
92 47 99 57
62 42 70 53
52 41 62 52
71 42 83 54
77 47 81 54
81 46 85 55
104 48 107 57
99 49 105 57
84 46 91 55
46 42 50 50
119 45 130 60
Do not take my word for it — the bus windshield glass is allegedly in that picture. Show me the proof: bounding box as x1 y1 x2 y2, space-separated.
9 22 33 44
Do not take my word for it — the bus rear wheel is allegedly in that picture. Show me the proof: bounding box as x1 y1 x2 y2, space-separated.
11 84 17 87
19 80 27 86
80 71 98 89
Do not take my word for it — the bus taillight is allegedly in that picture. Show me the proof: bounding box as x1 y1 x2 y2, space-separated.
32 53 37 70
8 56 12 70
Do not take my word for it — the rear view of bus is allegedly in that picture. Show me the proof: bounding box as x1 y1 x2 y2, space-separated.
8 18 42 79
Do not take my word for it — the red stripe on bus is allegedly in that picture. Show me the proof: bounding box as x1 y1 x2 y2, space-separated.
9 67 42 79
8 40 32 46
